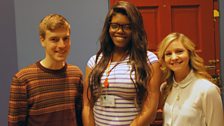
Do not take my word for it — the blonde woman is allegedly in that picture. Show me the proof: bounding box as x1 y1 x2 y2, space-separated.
158 32 223 126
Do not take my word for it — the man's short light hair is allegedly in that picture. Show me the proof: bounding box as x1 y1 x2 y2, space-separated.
39 14 70 39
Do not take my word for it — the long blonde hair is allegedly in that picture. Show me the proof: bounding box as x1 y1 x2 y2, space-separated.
158 32 212 101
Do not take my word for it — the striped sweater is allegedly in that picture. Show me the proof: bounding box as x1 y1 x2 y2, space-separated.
8 61 83 126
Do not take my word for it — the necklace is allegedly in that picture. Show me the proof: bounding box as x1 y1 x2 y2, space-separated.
103 53 127 88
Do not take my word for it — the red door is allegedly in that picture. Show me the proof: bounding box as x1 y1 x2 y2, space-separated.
110 0 219 78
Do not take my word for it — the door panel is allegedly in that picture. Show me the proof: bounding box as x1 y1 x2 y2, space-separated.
171 5 199 46
140 6 159 51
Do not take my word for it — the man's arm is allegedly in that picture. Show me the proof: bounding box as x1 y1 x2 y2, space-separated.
8 75 28 126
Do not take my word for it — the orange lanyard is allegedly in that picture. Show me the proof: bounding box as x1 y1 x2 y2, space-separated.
103 54 127 88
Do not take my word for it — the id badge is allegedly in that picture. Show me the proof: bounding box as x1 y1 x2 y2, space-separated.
100 95 115 107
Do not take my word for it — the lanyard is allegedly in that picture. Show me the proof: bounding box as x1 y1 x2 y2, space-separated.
103 54 127 88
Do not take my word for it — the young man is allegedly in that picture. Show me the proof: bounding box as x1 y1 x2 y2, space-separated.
8 14 83 126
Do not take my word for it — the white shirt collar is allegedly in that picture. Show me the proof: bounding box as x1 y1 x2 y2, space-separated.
173 70 195 88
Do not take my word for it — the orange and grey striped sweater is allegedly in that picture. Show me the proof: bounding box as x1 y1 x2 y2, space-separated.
8 61 83 126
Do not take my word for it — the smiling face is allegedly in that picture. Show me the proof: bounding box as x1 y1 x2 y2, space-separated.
164 40 191 75
109 13 132 51
40 28 70 65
